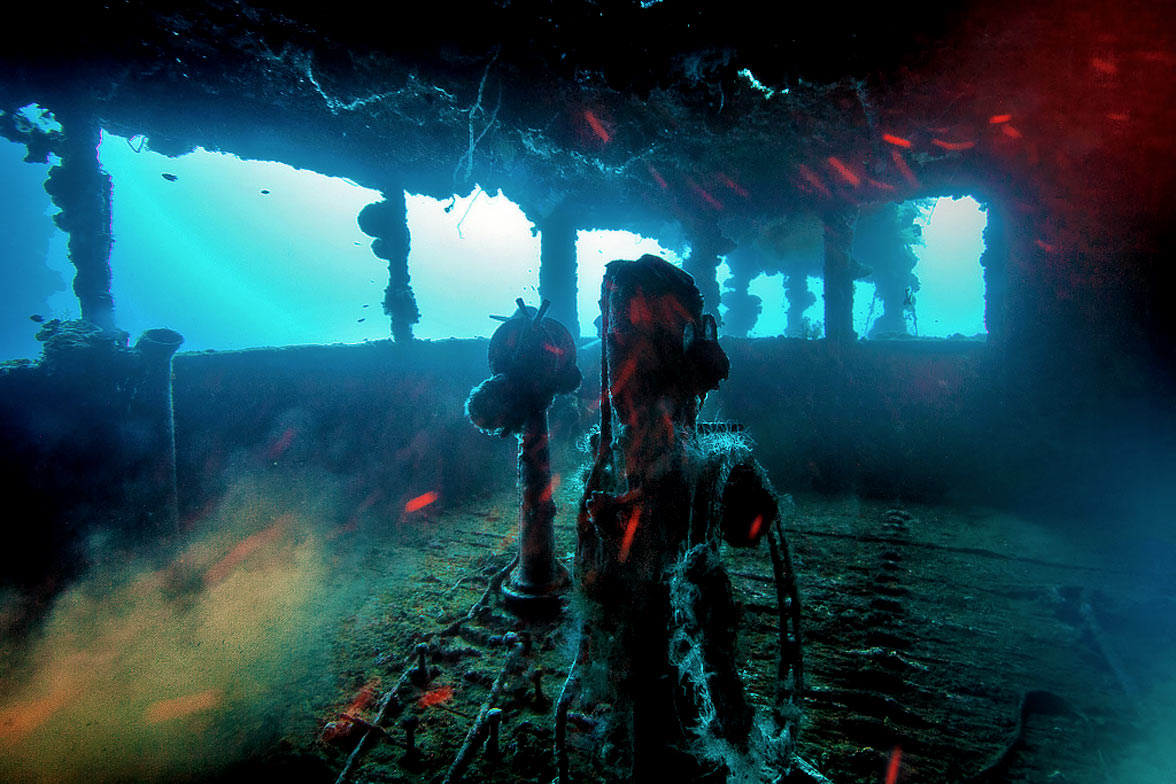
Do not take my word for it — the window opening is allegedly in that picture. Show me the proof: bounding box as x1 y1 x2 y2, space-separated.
575 230 685 338
0 137 70 360
101 132 385 351
746 272 786 338
406 190 538 339
911 196 987 338
715 258 733 328
802 276 825 339
853 196 987 339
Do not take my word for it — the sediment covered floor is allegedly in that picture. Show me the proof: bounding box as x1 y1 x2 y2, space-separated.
1 468 1171 784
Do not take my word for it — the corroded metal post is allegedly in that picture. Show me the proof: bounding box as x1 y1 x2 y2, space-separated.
683 220 734 319
465 298 581 613
538 205 580 342
822 205 858 346
43 104 115 331
563 254 802 781
504 408 569 604
358 189 419 342
131 327 184 536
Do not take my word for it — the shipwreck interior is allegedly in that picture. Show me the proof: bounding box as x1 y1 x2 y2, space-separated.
2 1 1175 782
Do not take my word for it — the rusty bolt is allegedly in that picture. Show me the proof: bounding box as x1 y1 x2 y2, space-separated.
412 643 430 685
485 708 503 760
402 714 420 761
530 666 549 707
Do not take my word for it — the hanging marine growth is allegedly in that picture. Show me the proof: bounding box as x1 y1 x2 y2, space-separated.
559 254 805 782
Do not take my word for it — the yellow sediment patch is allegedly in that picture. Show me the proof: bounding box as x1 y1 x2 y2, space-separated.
0 477 340 784
203 514 293 585
144 690 223 725
0 687 74 743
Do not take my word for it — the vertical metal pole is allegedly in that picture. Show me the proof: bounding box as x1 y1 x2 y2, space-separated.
44 104 115 331
503 408 570 607
132 328 184 536
538 208 580 342
683 221 730 318
358 189 419 342
822 206 858 346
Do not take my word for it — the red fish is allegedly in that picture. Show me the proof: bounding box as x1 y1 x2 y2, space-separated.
827 156 861 187
539 474 561 504
646 164 669 190
1091 57 1118 75
405 491 439 513
145 690 222 725
267 427 297 460
686 177 724 210
618 508 641 563
886 745 902 784
748 514 764 540
890 150 919 187
584 111 611 143
796 164 831 198
931 139 975 151
610 356 639 398
716 171 749 197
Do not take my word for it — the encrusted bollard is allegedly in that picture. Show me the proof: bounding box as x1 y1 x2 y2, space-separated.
484 708 503 760
465 298 581 613
402 714 420 762
530 666 549 708
411 643 430 686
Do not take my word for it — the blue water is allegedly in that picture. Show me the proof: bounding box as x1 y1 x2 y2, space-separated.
0 138 71 360
1 131 986 360
911 196 988 337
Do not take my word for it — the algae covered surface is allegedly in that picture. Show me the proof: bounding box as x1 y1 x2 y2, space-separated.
307 481 1174 784
2 465 1171 784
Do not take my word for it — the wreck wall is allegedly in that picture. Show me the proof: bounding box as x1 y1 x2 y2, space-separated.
169 334 1172 526
171 339 516 528
169 339 996 513
706 339 993 501
3 326 1170 605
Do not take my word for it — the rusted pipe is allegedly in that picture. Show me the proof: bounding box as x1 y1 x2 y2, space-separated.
131 328 184 536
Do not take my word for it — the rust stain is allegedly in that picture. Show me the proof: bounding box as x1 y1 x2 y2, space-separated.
419 685 455 708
